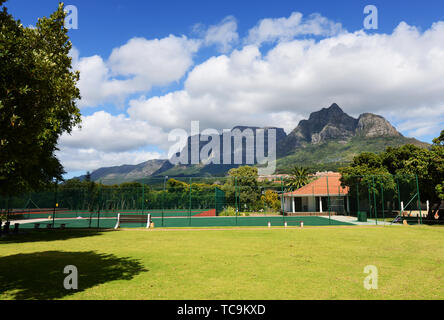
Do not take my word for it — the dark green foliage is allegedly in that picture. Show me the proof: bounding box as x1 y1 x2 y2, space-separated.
0 2 81 196
285 166 310 190
223 166 261 211
277 136 429 174
340 131 444 218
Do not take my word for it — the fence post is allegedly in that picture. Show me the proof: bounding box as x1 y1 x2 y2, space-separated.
396 176 402 215
52 179 58 228
97 180 102 230
281 177 285 225
372 176 377 225
262 187 266 217
381 183 385 224
27 192 31 218
312 185 315 214
189 177 192 226
356 181 360 217
142 183 145 215
368 184 372 219
88 185 92 229
6 195 9 222
326 175 331 225
235 177 238 226
338 185 341 215
162 176 167 227
415 174 422 225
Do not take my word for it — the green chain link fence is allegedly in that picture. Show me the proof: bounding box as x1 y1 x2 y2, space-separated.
0 174 427 228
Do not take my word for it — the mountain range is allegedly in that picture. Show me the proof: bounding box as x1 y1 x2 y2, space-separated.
80 103 429 184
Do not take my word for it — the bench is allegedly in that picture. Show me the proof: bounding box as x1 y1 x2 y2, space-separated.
114 213 152 229
0 222 19 235
36 223 66 229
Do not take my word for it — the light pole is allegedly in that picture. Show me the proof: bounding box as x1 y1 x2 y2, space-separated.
162 176 168 227
52 178 58 228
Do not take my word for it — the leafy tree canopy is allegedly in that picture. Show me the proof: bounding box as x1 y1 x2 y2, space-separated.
0 1 81 196
340 131 444 218
167 178 189 193
223 166 260 210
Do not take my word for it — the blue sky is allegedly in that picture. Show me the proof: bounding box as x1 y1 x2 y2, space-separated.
5 0 444 177
9 0 444 50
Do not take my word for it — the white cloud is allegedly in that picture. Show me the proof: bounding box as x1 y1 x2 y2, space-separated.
203 16 239 52
57 148 162 172
57 111 167 172
269 112 305 133
74 35 200 108
127 21 444 140
246 12 343 45
60 111 167 153
108 35 200 82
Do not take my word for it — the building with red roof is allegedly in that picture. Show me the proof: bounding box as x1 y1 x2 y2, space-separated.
282 173 350 215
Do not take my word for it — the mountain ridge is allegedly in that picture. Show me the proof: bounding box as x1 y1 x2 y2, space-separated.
77 104 429 184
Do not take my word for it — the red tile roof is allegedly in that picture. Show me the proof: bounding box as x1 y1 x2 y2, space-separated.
284 173 349 196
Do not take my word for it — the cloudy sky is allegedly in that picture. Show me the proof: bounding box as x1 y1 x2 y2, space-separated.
9 0 444 177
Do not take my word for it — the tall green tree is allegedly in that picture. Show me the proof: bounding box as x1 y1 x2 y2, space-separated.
223 166 261 211
340 131 444 219
431 130 444 204
339 152 397 212
0 1 81 196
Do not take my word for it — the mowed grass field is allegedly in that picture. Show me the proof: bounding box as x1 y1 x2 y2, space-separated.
0 225 443 300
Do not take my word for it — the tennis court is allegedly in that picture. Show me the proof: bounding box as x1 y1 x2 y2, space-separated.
7 208 216 220
14 214 353 229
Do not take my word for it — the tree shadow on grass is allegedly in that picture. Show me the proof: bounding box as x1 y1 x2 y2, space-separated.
0 251 147 300
0 230 112 244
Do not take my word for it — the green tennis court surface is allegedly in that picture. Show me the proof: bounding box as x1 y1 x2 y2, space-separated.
9 209 216 220
153 216 352 227
16 215 352 229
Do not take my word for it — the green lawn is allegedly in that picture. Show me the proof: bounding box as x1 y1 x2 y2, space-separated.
0 225 443 300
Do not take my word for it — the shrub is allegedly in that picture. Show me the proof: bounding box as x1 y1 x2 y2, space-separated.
219 206 236 216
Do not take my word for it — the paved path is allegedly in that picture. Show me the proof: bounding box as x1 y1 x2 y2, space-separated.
325 215 398 226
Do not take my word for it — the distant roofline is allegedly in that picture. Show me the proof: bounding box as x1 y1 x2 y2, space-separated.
283 173 349 197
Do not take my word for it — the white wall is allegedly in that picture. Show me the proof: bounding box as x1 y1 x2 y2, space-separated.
283 196 318 212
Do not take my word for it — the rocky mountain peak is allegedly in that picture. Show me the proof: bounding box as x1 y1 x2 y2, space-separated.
356 113 402 138
286 103 358 145
307 103 351 123
279 103 403 155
